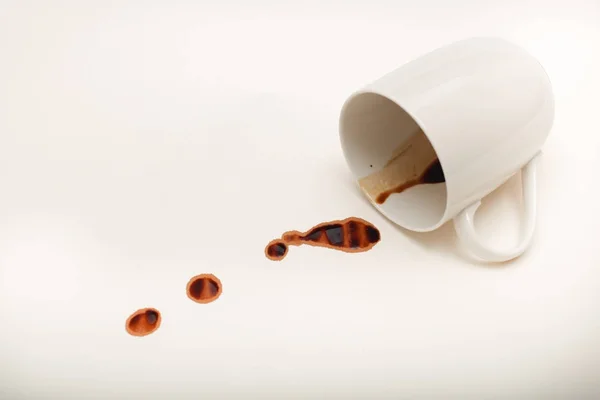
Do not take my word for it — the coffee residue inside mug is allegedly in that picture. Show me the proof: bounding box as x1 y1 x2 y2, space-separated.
126 308 162 337
358 130 446 205
376 158 445 204
186 274 223 304
265 217 381 261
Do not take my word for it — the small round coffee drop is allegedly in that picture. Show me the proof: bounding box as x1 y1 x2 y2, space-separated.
186 274 223 304
126 308 162 337
265 239 288 261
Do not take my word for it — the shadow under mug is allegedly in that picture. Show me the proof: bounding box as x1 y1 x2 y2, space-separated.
339 37 554 262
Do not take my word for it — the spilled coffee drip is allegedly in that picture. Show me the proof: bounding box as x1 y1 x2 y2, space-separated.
376 158 445 203
265 217 381 261
358 130 446 204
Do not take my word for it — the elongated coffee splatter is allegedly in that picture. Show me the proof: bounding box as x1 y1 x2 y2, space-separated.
265 217 381 261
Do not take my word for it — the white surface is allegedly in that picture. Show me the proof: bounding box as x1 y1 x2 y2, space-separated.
1 1 599 399
339 37 553 262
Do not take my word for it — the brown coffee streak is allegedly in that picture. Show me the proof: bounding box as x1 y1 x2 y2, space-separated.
264 217 381 261
348 220 361 249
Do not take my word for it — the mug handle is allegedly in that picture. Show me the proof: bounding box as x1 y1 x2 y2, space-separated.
452 153 540 262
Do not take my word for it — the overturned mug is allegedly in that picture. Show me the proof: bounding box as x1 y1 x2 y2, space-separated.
339 37 554 262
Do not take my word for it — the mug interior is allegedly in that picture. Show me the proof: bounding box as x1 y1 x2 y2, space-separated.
340 92 448 232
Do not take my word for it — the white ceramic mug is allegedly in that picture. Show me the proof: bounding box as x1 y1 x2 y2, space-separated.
339 37 554 262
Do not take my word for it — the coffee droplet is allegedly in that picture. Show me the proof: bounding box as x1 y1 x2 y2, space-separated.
126 308 162 337
265 240 288 261
186 274 222 304
265 217 381 261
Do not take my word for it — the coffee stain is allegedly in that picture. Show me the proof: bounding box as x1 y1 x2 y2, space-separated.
266 240 288 260
375 158 445 204
126 308 162 337
265 217 381 261
358 130 446 206
186 274 223 304
384 143 414 167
